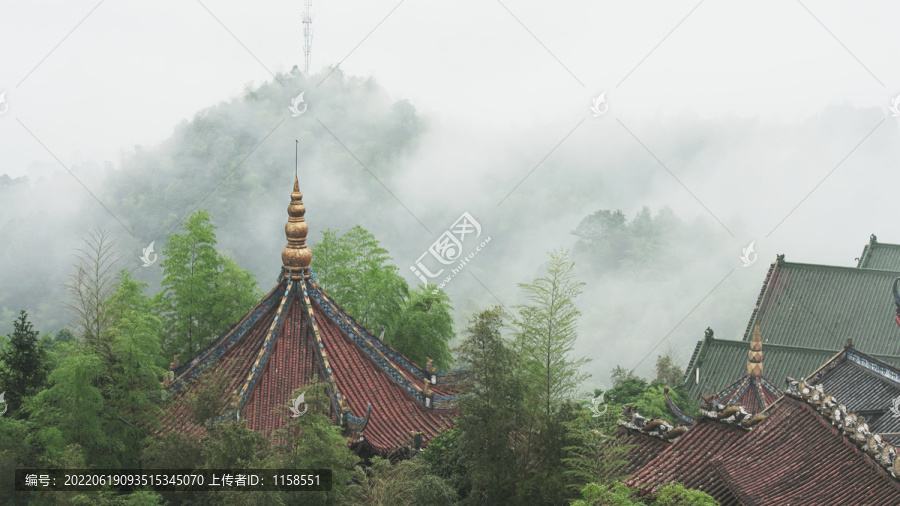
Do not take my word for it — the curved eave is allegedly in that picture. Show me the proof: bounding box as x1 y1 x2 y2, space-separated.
309 281 459 402
308 292 455 452
170 279 286 389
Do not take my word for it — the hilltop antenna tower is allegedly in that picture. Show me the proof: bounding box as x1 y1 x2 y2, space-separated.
302 0 313 76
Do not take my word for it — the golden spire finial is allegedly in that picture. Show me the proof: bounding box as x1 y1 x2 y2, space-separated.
281 176 312 278
747 323 763 377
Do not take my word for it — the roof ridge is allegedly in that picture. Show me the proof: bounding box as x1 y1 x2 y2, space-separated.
313 281 428 376
778 260 900 275
172 279 285 387
232 280 296 414
785 381 900 483
857 234 876 268
743 260 778 341
682 336 708 384
702 336 843 353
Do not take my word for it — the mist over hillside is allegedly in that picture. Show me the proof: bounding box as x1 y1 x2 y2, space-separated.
4 68 900 389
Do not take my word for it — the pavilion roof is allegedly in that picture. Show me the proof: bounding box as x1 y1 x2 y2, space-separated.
158 178 463 454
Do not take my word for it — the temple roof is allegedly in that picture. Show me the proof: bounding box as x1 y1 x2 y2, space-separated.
608 428 672 477
857 234 900 270
625 418 744 504
624 394 900 505
684 245 900 399
711 397 900 505
741 257 900 354
158 178 462 454
683 333 848 401
670 325 782 424
806 345 900 443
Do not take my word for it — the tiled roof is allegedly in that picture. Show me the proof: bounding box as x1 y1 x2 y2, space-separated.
158 177 462 454
310 295 453 452
625 419 743 505
625 395 900 505
857 235 900 271
742 258 900 355
609 428 671 477
159 274 459 454
807 347 900 442
683 252 900 400
711 397 900 505
683 335 841 400
711 375 781 414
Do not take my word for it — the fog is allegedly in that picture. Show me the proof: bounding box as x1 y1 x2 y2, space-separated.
2 1 900 388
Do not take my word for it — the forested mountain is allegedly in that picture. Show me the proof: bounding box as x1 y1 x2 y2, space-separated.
0 67 426 340
1 67 764 385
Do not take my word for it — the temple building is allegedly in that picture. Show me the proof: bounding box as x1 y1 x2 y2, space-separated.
158 178 462 454
619 324 900 504
666 324 782 426
613 236 900 503
804 341 900 445
683 235 900 401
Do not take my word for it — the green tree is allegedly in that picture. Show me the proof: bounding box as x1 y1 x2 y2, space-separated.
199 421 283 506
0 310 51 413
155 210 262 360
65 229 120 347
0 417 31 505
562 400 634 494
97 270 166 465
141 431 203 470
512 249 590 416
270 381 365 505
311 226 457 368
363 456 456 506
420 427 469 499
571 207 691 275
23 347 115 466
23 272 169 469
453 307 527 504
508 250 593 504
604 366 698 422
311 226 408 331
571 481 719 505
654 352 684 387
388 284 454 369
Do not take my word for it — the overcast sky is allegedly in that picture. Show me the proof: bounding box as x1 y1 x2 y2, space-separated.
3 1 899 171
4 1 900 380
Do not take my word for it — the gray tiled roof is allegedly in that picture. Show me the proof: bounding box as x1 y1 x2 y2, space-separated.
684 336 843 400
808 348 900 442
743 259 900 356
857 234 900 271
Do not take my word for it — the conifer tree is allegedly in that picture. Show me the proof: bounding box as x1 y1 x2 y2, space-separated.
453 307 527 503
0 310 50 413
